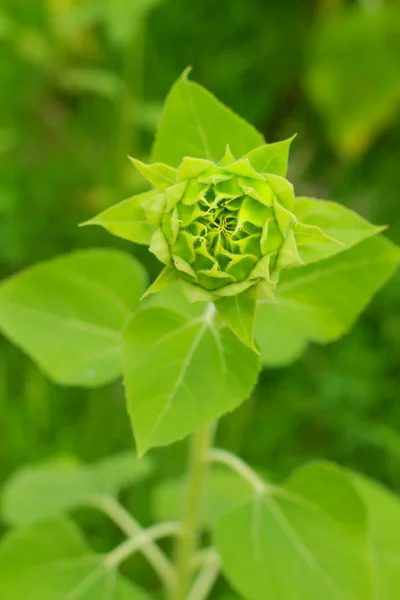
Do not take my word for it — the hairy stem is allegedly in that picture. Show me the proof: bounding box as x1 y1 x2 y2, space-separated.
171 424 215 600
208 448 268 494
105 521 181 570
93 495 176 588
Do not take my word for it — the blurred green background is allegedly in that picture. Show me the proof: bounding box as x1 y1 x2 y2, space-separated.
0 0 399 594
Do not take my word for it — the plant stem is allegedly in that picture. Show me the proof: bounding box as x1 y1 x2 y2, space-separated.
171 424 215 600
105 521 181 570
208 448 268 494
93 495 176 589
187 549 220 600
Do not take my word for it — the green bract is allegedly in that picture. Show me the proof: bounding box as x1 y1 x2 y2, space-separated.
132 148 338 303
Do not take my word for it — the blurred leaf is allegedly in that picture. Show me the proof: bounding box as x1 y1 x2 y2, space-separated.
123 306 260 454
351 473 400 600
105 0 164 47
145 281 204 319
0 249 147 387
255 302 308 367
153 468 254 528
256 236 400 366
83 192 154 245
215 461 372 600
306 6 400 157
0 519 152 599
294 196 384 265
2 452 153 526
60 67 122 100
0 8 15 39
151 71 264 167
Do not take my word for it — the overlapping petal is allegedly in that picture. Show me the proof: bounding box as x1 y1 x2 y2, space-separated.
134 145 339 301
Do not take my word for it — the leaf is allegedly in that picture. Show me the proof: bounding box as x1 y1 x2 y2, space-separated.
215 461 372 600
215 295 257 351
0 519 152 600
244 137 295 177
256 236 400 366
305 6 400 157
2 452 154 526
293 196 384 265
141 267 180 299
351 473 400 600
81 191 154 245
255 302 308 367
104 0 164 47
151 70 264 167
153 468 254 528
145 281 205 319
129 158 176 191
0 249 147 386
123 305 260 454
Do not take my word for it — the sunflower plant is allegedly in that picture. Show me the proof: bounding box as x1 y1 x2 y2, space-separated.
0 72 400 600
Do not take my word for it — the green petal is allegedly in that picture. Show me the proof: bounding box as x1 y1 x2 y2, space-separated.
172 255 198 281
215 279 255 297
294 221 343 246
177 157 214 181
223 158 264 180
182 178 209 205
214 177 242 199
178 202 203 227
261 217 284 254
219 145 236 166
265 173 295 210
172 231 196 263
129 157 176 191
166 181 187 210
274 199 296 237
161 207 180 245
239 178 274 206
149 229 171 265
141 192 166 228
198 170 232 185
197 267 235 290
141 267 179 299
193 241 216 271
275 228 303 271
249 255 273 280
180 280 217 302
238 196 272 228
236 234 262 257
244 136 295 176
226 254 258 281
246 279 276 300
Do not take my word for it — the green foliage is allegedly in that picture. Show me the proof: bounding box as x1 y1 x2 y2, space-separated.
123 305 260 453
151 70 264 166
257 236 400 366
351 473 400 599
215 462 371 600
153 468 254 528
2 452 153 526
0 10 400 599
0 249 147 386
306 5 400 157
82 192 154 245
0 519 152 600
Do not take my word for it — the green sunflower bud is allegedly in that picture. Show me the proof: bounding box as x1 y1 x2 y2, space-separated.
133 144 338 303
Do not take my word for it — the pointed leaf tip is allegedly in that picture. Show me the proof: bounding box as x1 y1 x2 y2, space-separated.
129 157 176 191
